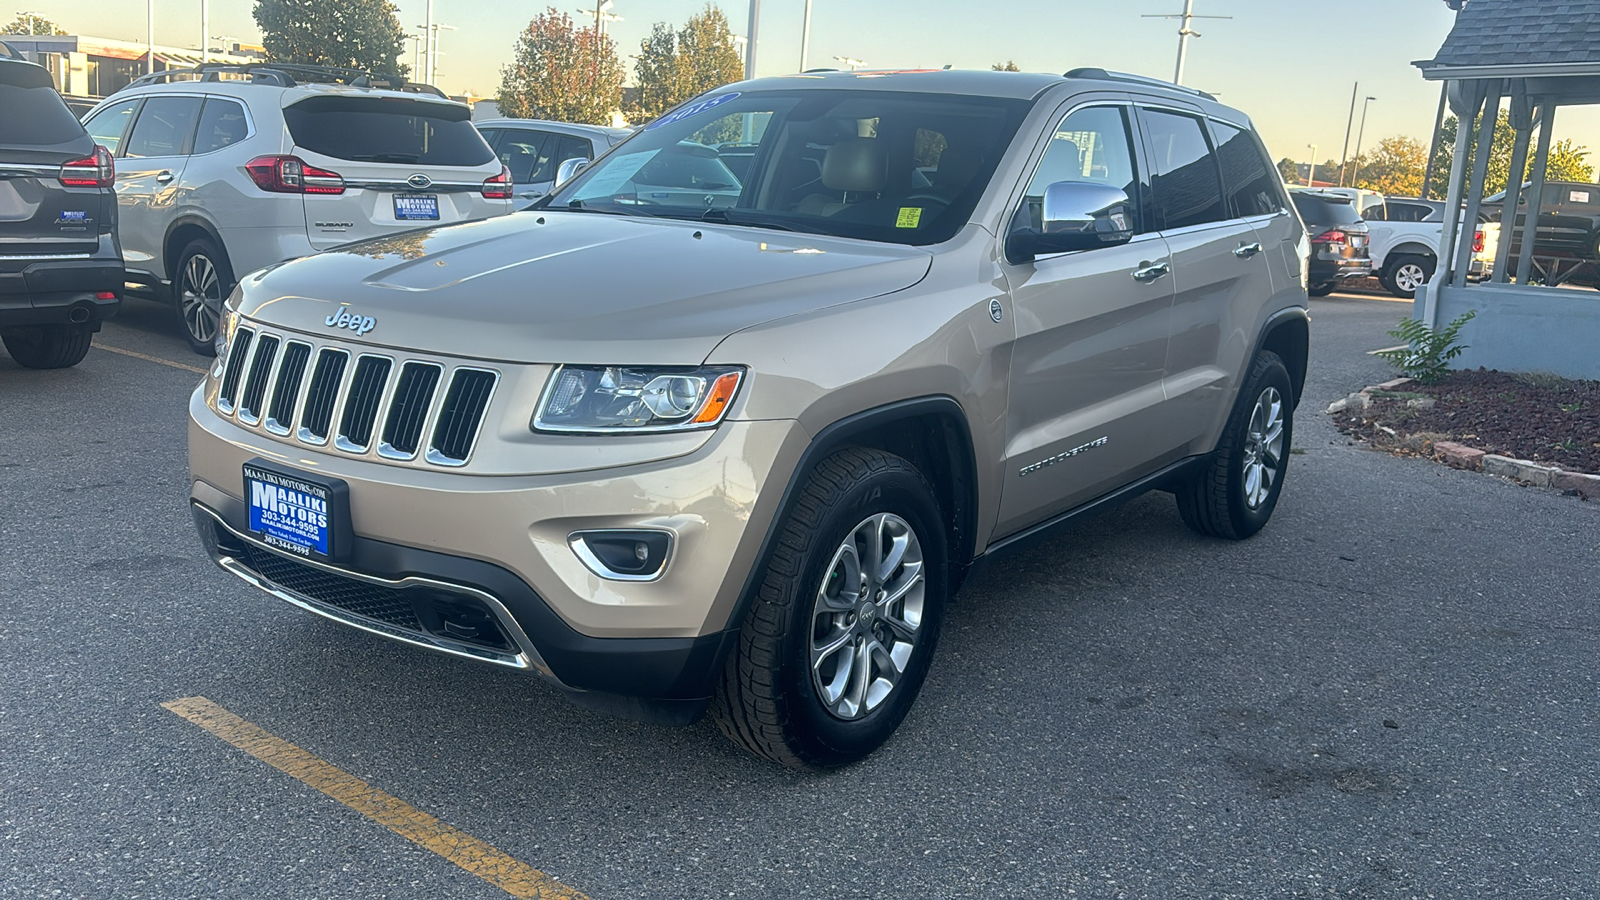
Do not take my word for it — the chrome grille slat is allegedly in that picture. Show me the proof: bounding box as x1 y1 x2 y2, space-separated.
236 335 280 425
217 328 255 413
264 341 313 435
335 355 393 454
297 348 349 444
378 362 443 460
426 368 498 467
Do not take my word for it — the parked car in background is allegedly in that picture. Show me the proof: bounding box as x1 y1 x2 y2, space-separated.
80 63 513 354
1488 180 1600 262
0 53 123 369
188 67 1310 770
474 119 632 209
1289 188 1371 296
1305 186 1386 221
1360 195 1498 298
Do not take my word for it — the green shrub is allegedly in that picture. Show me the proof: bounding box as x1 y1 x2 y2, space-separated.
1375 311 1477 384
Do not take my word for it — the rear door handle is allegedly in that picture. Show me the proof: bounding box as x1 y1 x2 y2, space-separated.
1132 260 1170 282
1234 242 1263 258
155 170 174 184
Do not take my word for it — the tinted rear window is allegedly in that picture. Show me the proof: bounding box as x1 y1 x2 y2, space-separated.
284 96 494 167
1291 193 1362 226
0 64 88 149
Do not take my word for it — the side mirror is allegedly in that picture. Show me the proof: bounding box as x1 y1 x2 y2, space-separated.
554 157 590 186
1008 182 1135 264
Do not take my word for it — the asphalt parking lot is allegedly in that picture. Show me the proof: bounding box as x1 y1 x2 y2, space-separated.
3 290 1597 899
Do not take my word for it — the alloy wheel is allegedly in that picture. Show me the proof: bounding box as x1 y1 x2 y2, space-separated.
809 513 926 720
1241 386 1285 510
181 254 223 344
1395 263 1428 293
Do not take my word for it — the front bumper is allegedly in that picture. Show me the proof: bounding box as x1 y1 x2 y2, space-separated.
188 386 807 716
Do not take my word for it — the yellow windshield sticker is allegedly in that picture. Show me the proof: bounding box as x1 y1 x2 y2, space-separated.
896 207 923 228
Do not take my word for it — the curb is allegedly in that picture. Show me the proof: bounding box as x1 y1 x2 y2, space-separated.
1329 378 1600 501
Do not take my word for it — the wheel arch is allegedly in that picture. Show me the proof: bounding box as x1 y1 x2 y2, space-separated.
1256 306 1309 408
1385 243 1437 269
163 216 230 284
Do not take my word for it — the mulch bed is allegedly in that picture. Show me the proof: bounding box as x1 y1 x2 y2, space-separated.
1334 369 1600 473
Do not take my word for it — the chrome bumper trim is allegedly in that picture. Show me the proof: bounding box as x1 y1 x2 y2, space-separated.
197 505 561 681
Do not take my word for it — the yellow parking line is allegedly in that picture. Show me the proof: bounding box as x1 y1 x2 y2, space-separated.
95 343 209 375
162 696 589 900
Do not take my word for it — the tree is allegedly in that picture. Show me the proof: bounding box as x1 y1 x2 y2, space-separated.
252 0 407 76
2 13 67 35
1352 135 1427 196
1428 110 1597 198
992 60 1020 72
629 5 743 125
498 8 623 126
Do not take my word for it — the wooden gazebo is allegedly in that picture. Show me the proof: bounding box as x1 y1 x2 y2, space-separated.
1415 0 1600 380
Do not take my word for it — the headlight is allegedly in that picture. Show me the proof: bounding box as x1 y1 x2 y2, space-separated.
533 365 744 434
214 307 241 362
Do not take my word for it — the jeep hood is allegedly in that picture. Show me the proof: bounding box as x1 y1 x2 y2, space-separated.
234 212 933 364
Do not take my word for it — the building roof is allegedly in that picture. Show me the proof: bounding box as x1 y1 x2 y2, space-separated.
1418 0 1600 74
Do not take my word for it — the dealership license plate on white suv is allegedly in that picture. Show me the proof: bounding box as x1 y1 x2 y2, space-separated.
394 194 440 221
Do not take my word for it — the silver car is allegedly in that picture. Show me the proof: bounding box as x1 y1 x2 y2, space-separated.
474 118 632 209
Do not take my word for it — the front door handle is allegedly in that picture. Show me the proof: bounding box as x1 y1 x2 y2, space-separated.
1234 241 1263 258
155 170 174 184
1132 260 1170 282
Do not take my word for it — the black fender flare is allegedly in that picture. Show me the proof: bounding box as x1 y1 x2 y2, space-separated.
1254 305 1310 408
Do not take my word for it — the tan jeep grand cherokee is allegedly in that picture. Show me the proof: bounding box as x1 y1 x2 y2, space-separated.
189 69 1309 770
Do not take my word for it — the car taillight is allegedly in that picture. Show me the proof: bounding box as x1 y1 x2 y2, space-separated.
244 155 346 195
59 145 114 188
482 165 512 200
1473 230 1485 253
1310 230 1348 246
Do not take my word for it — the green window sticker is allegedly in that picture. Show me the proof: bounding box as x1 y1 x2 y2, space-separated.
895 207 923 228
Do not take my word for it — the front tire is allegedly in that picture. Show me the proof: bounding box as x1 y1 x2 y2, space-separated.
172 238 234 357
1381 255 1434 299
1307 282 1337 297
1175 351 1294 540
1 324 93 369
712 448 948 770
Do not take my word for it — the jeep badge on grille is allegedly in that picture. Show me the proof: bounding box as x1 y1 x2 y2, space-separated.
325 305 376 336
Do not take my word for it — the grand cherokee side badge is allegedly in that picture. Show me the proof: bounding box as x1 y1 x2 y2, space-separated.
1019 436 1108 477
325 305 376 335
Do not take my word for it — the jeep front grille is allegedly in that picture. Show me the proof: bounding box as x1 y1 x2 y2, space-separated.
215 328 499 467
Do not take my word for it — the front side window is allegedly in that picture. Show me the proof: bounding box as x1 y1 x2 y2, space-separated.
124 96 203 158
492 129 556 183
1018 105 1141 233
1140 108 1227 230
547 89 1031 246
83 99 141 156
1211 121 1283 219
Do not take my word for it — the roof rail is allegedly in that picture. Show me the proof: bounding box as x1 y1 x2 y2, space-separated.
1063 67 1217 102
117 62 449 99
0 40 26 61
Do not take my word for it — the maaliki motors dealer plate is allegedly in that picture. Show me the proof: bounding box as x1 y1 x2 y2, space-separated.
393 194 440 221
243 459 352 564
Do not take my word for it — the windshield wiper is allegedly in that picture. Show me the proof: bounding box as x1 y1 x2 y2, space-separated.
699 208 827 235
351 153 421 163
559 198 647 217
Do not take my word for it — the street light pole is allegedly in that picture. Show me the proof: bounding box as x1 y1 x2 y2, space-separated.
1306 144 1318 188
1350 96 1377 187
146 0 155 75
201 0 209 63
1338 82 1359 186
1141 0 1229 86
425 0 434 83
744 0 760 79
800 0 813 72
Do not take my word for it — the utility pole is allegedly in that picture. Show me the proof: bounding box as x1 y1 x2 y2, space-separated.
800 0 813 72
424 0 434 83
1142 0 1229 86
200 0 208 63
1338 82 1359 186
833 55 865 71
745 0 760 79
1306 144 1318 188
1350 96 1377 187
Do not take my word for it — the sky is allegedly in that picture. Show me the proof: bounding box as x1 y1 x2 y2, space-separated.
11 0 1600 172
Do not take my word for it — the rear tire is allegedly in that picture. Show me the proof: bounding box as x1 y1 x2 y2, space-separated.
1381 255 1434 299
712 448 948 770
1175 351 1294 540
1 324 93 369
1308 282 1336 297
172 238 234 357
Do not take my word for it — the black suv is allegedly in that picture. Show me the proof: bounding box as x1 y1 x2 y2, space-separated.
1289 189 1372 297
0 52 123 369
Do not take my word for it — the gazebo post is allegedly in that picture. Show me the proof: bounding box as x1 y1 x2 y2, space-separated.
1453 81 1503 289
1515 103 1557 285
1426 79 1481 326
1492 86 1535 283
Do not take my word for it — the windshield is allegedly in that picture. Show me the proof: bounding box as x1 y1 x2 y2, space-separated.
547 89 1031 246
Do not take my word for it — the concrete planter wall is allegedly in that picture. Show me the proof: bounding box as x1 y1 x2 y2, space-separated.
1414 282 1600 381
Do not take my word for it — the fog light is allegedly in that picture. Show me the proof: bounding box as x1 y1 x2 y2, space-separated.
569 530 673 581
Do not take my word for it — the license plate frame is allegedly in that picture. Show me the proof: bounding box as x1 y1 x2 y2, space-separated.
243 459 352 564
393 194 440 221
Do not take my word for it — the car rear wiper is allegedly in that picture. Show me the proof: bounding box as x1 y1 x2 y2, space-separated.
350 154 421 163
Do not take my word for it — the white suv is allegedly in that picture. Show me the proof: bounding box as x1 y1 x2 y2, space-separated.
81 64 513 353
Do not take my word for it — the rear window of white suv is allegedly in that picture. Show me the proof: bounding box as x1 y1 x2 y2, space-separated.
284 95 495 167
